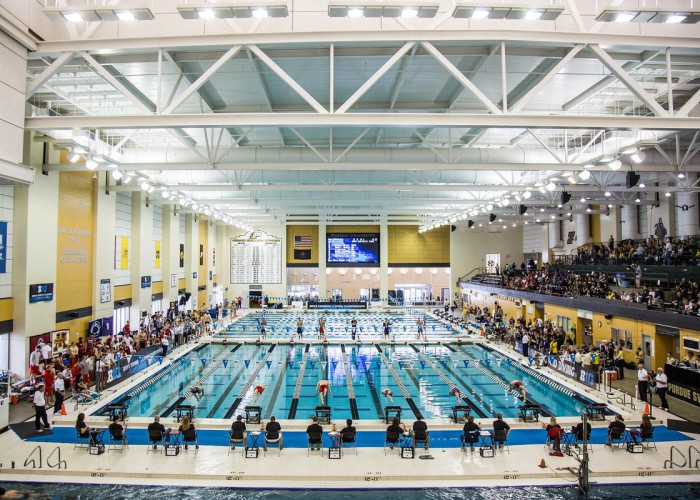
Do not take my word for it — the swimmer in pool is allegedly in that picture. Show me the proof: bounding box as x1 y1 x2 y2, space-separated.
449 386 463 404
190 385 204 401
381 388 394 403
316 379 332 405
253 383 265 403
510 380 527 401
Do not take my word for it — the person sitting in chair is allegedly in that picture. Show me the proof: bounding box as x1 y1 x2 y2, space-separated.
108 415 127 446
340 418 356 445
179 416 198 450
629 414 652 444
571 416 592 447
147 415 172 448
492 412 510 447
412 415 429 448
385 416 403 449
264 415 282 451
462 415 481 450
546 416 563 456
605 415 626 446
230 415 247 449
75 412 97 445
307 416 323 451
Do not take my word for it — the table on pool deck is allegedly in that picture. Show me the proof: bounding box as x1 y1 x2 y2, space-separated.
247 431 263 451
478 430 493 449
328 431 341 448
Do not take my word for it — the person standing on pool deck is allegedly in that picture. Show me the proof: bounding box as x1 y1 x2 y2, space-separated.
318 317 325 340
381 388 394 402
350 317 358 340
509 380 527 401
253 382 265 404
383 320 390 340
316 379 332 405
637 363 650 402
416 316 425 341
296 317 303 340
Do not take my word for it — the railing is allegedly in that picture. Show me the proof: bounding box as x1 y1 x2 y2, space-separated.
458 267 488 283
663 445 700 469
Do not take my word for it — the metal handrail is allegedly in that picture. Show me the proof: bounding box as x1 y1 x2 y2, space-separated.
688 445 700 469
664 445 687 469
458 267 488 283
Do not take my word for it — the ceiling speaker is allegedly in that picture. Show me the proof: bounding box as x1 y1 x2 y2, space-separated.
561 191 571 205
519 205 528 215
626 171 641 188
489 213 497 223
468 220 474 228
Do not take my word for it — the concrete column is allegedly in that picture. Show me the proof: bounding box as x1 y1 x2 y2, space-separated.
92 172 116 322
129 192 154 325
317 221 327 299
621 205 640 240
676 174 699 237
11 135 59 377
161 204 179 308
206 221 216 308
575 213 592 246
379 221 389 304
548 220 563 248
599 205 620 243
215 222 226 301
184 214 199 310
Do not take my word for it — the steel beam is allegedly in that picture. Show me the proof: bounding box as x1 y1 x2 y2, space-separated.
25 113 700 130
25 52 74 99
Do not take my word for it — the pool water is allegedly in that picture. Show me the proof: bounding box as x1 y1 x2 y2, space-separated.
3 482 699 499
101 341 591 420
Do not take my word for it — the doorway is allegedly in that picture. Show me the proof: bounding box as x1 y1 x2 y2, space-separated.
641 334 653 371
249 290 262 308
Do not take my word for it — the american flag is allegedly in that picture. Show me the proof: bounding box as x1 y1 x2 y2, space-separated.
294 236 312 248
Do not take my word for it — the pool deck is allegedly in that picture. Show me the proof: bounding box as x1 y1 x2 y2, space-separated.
2 310 699 490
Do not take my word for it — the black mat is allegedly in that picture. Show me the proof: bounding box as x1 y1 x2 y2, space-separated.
10 421 54 440
667 419 700 434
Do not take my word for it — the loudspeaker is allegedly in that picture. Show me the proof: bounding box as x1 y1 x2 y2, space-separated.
561 191 571 205
451 225 456 232
519 205 528 215
604 314 612 320
179 292 192 306
626 172 641 188
468 220 474 228
489 213 497 223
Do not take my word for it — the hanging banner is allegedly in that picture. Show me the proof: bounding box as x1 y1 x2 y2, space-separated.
101 316 113 337
420 361 426 369
89 319 102 339
463 360 470 368
154 240 161 269
179 243 185 267
484 359 491 367
223 360 228 368
201 359 207 366
266 361 272 369
0 221 6 273
119 236 129 269
244 360 251 368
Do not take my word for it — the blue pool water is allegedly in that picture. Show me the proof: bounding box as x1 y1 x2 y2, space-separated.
100 341 593 420
3 482 700 499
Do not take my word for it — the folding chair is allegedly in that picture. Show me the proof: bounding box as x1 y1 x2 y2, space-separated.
147 429 165 454
341 430 358 455
108 429 127 453
461 430 480 451
384 429 401 455
263 431 282 455
228 430 245 456
493 430 510 453
307 431 323 456
413 430 430 452
75 430 91 450
607 428 626 450
182 428 199 452
640 428 658 451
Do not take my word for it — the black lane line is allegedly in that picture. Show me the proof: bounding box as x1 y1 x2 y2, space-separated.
205 345 257 418
263 355 288 420
341 344 360 420
381 344 421 420
223 344 276 419
355 345 383 419
287 343 311 419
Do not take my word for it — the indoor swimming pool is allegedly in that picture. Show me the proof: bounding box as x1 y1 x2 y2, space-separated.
97 340 593 420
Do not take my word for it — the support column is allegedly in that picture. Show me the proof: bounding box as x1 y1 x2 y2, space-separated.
317 221 327 299
676 174 699 238
184 214 199 310
548 220 563 248
575 213 592 246
621 205 640 240
215 223 226 303
379 221 389 304
11 134 59 377
206 221 215 308
161 204 179 308
130 192 154 326
92 172 116 322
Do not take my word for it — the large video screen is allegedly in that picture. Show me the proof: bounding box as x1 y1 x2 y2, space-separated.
327 233 380 266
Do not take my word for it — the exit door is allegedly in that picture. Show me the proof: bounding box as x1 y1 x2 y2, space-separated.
641 334 653 371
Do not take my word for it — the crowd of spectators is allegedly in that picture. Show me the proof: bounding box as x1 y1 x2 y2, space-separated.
573 234 699 267
500 267 611 298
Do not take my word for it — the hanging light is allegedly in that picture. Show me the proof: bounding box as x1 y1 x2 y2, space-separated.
578 170 591 180
140 180 150 191
68 152 81 163
161 189 170 199
545 182 556 191
111 170 123 181
122 173 132 184
85 158 98 170
607 159 622 170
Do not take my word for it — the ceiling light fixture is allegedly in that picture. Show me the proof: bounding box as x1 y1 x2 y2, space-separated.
524 9 543 20
401 7 419 19
140 180 150 191
347 7 364 18
608 159 622 171
116 11 136 21
614 12 635 22
630 151 646 163
472 8 491 20
251 7 269 19
122 174 132 184
197 8 216 20
85 158 98 170
68 152 81 163
545 182 556 191
678 173 685 179
63 12 84 22
111 170 123 181
578 170 591 180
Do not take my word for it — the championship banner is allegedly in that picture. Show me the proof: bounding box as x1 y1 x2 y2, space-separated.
0 221 7 273
154 240 161 269
179 244 185 267
117 236 129 269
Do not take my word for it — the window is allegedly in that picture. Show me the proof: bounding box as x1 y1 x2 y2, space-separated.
114 306 129 334
151 299 162 315
556 315 571 333
611 327 633 350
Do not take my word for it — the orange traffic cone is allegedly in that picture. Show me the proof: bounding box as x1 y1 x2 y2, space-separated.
644 402 650 415
60 403 67 415
538 459 547 468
